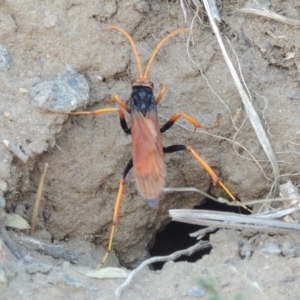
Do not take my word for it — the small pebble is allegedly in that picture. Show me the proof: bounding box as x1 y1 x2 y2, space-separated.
3 112 13 121
30 66 89 111
22 255 33 264
3 140 29 163
185 286 205 298
260 243 282 255
26 263 52 275
44 14 58 28
19 88 28 94
281 242 300 257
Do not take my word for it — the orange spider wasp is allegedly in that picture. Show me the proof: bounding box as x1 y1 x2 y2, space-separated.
48 26 239 267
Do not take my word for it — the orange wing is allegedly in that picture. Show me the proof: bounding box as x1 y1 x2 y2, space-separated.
131 109 166 206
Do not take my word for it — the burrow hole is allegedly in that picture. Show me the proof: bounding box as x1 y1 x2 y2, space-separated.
149 197 250 270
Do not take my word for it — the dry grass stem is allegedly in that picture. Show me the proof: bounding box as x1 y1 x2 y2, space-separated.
240 7 300 27
30 163 49 235
179 0 187 23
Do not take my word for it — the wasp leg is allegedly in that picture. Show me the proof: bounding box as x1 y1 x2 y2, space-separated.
160 113 221 133
108 95 130 113
156 84 167 104
96 159 133 269
163 144 238 201
46 107 131 135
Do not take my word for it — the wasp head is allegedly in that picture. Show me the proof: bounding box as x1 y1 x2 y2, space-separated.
130 80 155 116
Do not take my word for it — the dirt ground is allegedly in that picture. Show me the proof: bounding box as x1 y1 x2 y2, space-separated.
1 0 300 299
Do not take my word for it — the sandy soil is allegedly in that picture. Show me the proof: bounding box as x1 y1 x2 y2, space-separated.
1 0 300 299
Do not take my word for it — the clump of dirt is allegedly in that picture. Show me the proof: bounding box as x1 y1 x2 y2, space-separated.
1 0 300 299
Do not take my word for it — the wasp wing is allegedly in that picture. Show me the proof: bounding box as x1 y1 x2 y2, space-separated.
131 109 166 205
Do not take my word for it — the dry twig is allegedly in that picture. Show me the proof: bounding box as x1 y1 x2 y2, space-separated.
30 163 49 235
115 240 211 298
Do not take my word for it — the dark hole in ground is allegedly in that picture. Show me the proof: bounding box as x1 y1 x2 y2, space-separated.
149 197 251 270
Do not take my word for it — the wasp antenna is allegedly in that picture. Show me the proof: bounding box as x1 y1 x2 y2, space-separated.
106 25 143 79
144 28 191 79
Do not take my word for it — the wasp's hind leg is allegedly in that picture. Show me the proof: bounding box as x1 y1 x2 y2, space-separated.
163 145 228 194
163 145 251 213
97 159 133 269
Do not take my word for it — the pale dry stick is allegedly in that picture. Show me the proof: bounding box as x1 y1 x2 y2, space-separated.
207 0 221 22
158 113 272 182
240 7 300 27
179 0 187 23
202 0 280 194
190 0 221 22
115 241 211 298
169 209 300 232
189 226 216 240
30 163 49 235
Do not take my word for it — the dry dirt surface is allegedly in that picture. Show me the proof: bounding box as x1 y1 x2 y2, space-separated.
1 0 300 299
